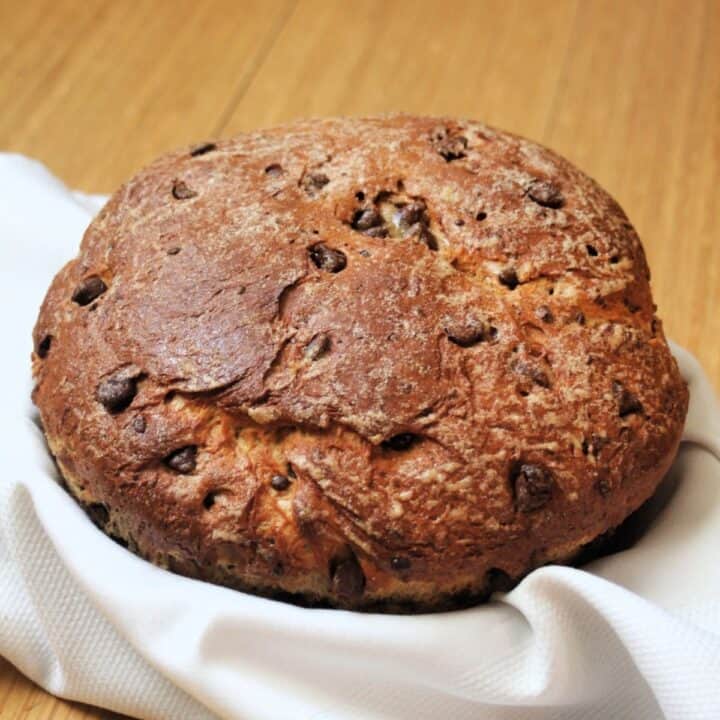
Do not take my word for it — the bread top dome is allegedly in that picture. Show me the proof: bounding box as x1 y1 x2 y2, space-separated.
32 116 688 610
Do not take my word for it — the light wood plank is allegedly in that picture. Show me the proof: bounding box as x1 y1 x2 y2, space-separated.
0 0 294 191
223 0 579 140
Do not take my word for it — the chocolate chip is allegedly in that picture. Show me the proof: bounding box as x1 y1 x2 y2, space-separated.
622 297 640 313
164 445 197 474
203 491 217 509
498 268 519 290
455 218 465 226
382 433 418 451
612 381 643 417
476 211 487 221
330 553 365 600
445 317 489 347
96 374 138 413
513 360 550 388
610 254 620 264
586 244 598 257
167 247 181 255
417 225 438 251
309 244 346 273
265 163 283 176
391 556 411 571
536 305 554 323
352 208 383 231
575 310 586 325
528 180 564 209
87 503 109 527
301 172 330 195
596 476 612 496
72 276 107 306
190 142 216 157
172 180 197 200
361 225 389 238
271 474 290 491
132 415 146 433
513 463 554 512
36 334 52 358
485 568 514 593
431 126 468 161
394 201 425 228
305 332 330 360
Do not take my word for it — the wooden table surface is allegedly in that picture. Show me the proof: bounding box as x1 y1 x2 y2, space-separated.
1 0 718 717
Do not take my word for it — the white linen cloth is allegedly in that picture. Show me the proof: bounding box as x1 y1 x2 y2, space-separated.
1 154 719 720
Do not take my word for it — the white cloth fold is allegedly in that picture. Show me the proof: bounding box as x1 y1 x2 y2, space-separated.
1 154 719 720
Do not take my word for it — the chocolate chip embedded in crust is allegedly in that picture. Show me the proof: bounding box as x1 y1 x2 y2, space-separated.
498 268 519 290
361 225 389 238
485 567 514 593
431 126 468 161
394 201 425 229
36 334 52 358
96 374 138 413
330 554 366 600
352 208 383 232
513 360 550 388
301 171 330 195
271 474 290 491
416 225 439 251
382 433 418 451
190 142 216 156
596 476 612 496
164 445 197 474
72 276 107 306
575 310 586 325
309 244 347 273
612 381 643 417
265 163 283 176
304 332 330 360
513 463 554 512
87 503 109 527
390 556 411 571
527 180 564 209
444 317 489 347
172 180 198 200
536 305 554 323
132 415 146 433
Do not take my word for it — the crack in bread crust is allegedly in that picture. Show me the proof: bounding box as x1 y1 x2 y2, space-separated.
32 115 688 611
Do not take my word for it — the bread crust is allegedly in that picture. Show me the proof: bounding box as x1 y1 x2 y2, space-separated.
31 116 688 610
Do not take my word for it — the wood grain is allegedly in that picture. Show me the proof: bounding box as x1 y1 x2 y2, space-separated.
0 0 717 717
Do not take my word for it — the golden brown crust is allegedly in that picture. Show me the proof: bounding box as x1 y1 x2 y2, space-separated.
31 115 688 610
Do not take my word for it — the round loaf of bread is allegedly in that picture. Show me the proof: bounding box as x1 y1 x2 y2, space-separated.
32 116 688 611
